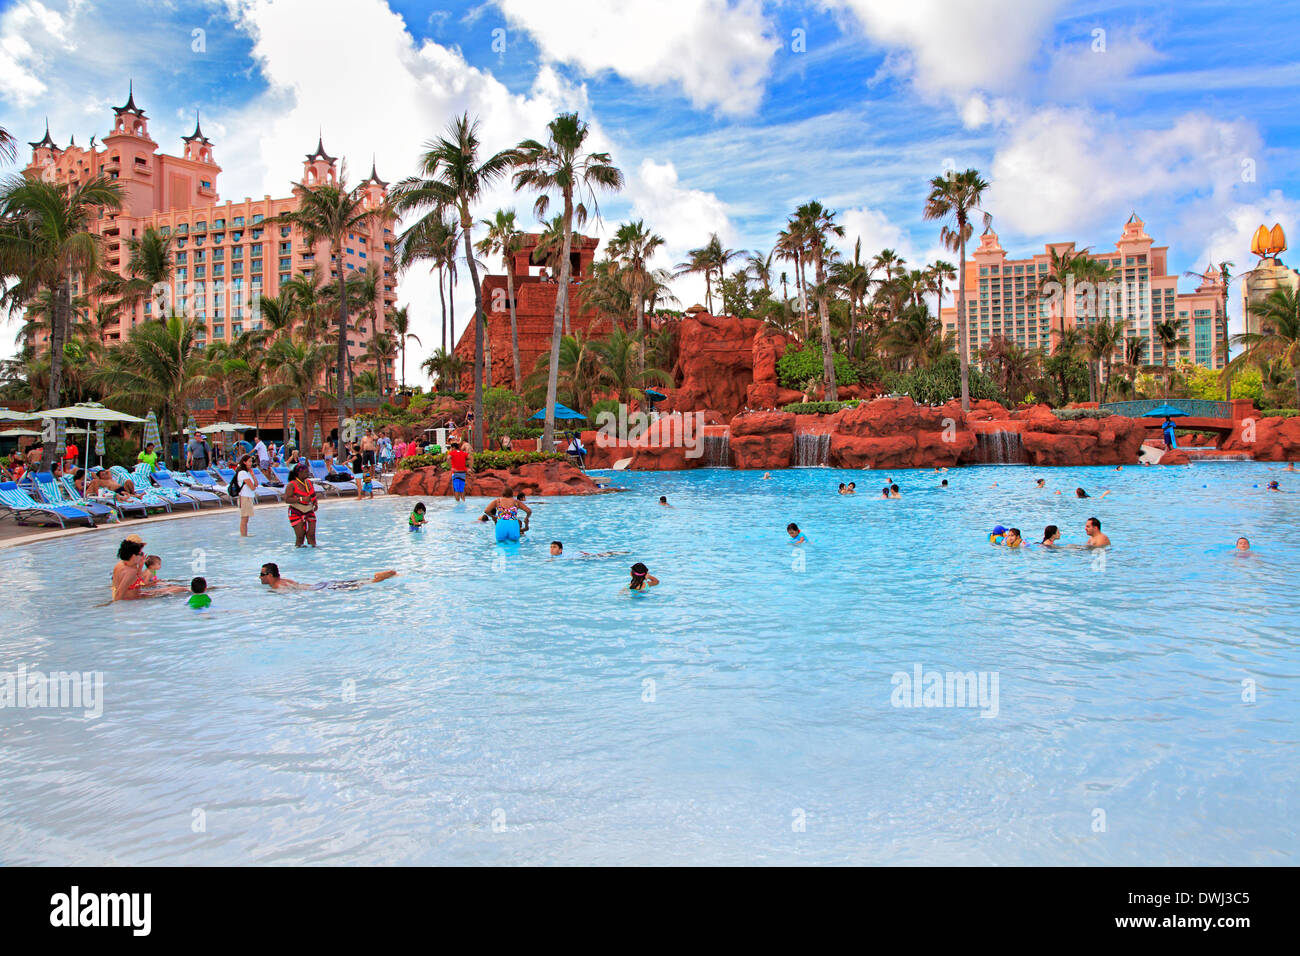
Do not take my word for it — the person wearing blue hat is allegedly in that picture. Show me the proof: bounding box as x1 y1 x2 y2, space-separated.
1161 416 1177 450
989 525 1008 545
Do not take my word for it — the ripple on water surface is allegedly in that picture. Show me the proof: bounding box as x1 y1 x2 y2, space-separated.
0 463 1297 864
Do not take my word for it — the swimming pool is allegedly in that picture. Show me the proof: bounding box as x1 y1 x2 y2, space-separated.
1 464 1296 865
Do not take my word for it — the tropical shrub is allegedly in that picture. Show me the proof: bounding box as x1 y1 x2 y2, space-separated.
776 345 860 389
1261 409 1300 417
882 355 1002 406
395 450 566 472
782 401 859 414
1052 408 1114 420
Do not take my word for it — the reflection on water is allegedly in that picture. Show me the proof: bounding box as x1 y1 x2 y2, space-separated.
1 463 1297 864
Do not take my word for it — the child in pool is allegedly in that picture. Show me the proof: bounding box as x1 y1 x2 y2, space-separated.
628 562 659 591
989 525 1008 545
1003 527 1024 548
409 501 427 531
188 577 211 609
787 522 807 545
140 555 162 587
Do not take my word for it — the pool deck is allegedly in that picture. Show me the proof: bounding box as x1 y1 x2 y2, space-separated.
0 490 391 550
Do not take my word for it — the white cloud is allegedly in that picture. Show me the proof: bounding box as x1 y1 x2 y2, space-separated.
1044 31 1164 100
824 0 1065 98
985 106 1262 239
0 0 79 107
494 0 781 115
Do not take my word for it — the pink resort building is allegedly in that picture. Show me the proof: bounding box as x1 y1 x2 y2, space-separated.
22 85 396 388
940 214 1227 373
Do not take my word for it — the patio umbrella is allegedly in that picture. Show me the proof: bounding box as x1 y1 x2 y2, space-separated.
311 420 321 457
95 419 106 465
530 402 587 421
186 411 199 435
0 428 42 437
1144 404 1188 417
143 410 161 449
53 418 66 466
34 402 146 476
288 418 298 449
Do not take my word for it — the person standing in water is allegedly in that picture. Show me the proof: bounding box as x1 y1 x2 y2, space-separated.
1084 517 1111 548
479 487 531 542
447 442 472 503
628 562 659 591
284 462 319 548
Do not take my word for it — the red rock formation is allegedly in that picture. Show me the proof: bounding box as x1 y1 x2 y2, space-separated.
1221 415 1300 461
728 411 796 469
668 312 764 417
1157 449 1191 465
827 397 975 468
1016 416 1147 467
388 459 602 497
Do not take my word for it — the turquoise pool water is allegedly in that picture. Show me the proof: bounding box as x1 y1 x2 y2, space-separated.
1 464 1296 865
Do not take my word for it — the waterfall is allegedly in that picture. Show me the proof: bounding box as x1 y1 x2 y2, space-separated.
794 432 831 467
703 433 731 468
972 430 1029 465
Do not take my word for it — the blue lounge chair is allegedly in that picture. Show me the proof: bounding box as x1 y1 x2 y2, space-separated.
131 463 199 511
108 466 173 512
0 481 96 528
61 475 149 519
32 472 117 523
309 459 357 496
154 469 223 508
185 469 233 502
214 467 279 503
251 468 285 501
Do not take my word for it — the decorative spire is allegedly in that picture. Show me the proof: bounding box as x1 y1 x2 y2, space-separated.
183 110 211 145
68 133 76 148
1126 210 1141 224
362 153 387 187
28 118 58 151
304 133 336 164
113 79 145 116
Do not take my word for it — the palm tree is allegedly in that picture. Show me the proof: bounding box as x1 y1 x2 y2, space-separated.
607 219 665 367
830 239 873 359
886 304 954 370
980 334 1042 405
1153 317 1188 397
90 315 210 459
511 112 624 450
268 173 377 438
1085 316 1127 402
420 347 467 391
476 209 524 387
524 331 601 412
395 212 458 350
793 201 845 400
676 234 741 317
746 248 775 297
1234 287 1300 406
589 328 673 402
0 174 123 466
923 168 990 412
388 304 420 391
775 222 811 337
928 260 957 330
392 115 514 451
256 334 332 453
0 126 15 164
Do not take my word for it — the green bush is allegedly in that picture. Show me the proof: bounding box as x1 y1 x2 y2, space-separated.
394 449 566 472
103 435 140 470
1052 408 1115 420
782 401 858 414
499 423 543 439
883 356 1003 406
1262 409 1300 417
776 345 860 390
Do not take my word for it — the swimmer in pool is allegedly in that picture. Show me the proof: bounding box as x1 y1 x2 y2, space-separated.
847 482 857 495
940 479 949 487
409 501 427 531
1266 480 1281 491
259 562 398 591
659 495 671 507
627 562 659 591
762 472 773 480
1035 479 1046 489
1084 517 1110 548
1003 527 1024 548
1235 536 1251 551
988 525 1008 545
838 483 847 495
889 484 901 498
1041 525 1061 547
550 540 628 559
787 522 807 545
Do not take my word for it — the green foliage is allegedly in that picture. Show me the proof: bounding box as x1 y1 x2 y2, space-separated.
776 344 860 389
394 449 566 472
882 354 1002 406
1261 409 1300 417
103 435 140 469
1052 408 1115 420
782 401 859 414
500 423 543 439
483 386 529 438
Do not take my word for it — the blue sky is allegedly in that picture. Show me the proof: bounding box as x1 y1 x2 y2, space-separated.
3 0 1299 363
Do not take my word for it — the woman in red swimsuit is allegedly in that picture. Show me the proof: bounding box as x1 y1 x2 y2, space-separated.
284 462 319 548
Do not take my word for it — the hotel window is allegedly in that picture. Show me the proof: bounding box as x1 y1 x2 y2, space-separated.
178 267 188 280
160 226 171 236
359 252 367 259
212 324 223 338
280 241 291 254
214 219 225 229
280 226 291 238
252 262 263 274
214 265 224 277
201 180 211 189
213 233 224 244
177 223 188 234
233 216 245 227
251 228 263 240
195 221 207 232
195 266 206 279
279 257 291 270
176 252 188 264
231 231 242 243
252 213 264 224
232 323 243 336
195 250 206 263
346 247 354 255
232 262 244 276
279 272 290 284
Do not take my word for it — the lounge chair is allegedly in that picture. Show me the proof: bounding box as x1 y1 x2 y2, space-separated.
214 467 280 503
32 472 118 523
184 469 233 502
0 481 96 528
108 466 173 513
251 468 285 501
308 459 357 496
154 469 223 508
61 475 150 519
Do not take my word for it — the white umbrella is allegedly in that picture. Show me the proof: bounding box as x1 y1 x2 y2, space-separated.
0 428 42 438
34 402 146 475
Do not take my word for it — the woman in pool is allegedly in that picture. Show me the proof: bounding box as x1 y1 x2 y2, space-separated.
284 462 319 548
628 562 659 592
479 487 531 542
1041 525 1061 547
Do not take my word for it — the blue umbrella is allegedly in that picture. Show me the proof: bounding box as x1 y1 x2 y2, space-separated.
644 388 667 402
1144 404 1188 417
530 403 587 421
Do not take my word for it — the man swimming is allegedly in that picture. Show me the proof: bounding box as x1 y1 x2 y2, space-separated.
1235 536 1251 551
259 562 397 591
549 541 627 559
1084 517 1110 548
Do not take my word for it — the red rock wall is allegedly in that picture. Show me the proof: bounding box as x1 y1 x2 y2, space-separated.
388 459 603 497
1221 415 1300 461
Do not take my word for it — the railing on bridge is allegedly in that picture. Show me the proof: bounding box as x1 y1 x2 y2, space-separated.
1099 399 1234 419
